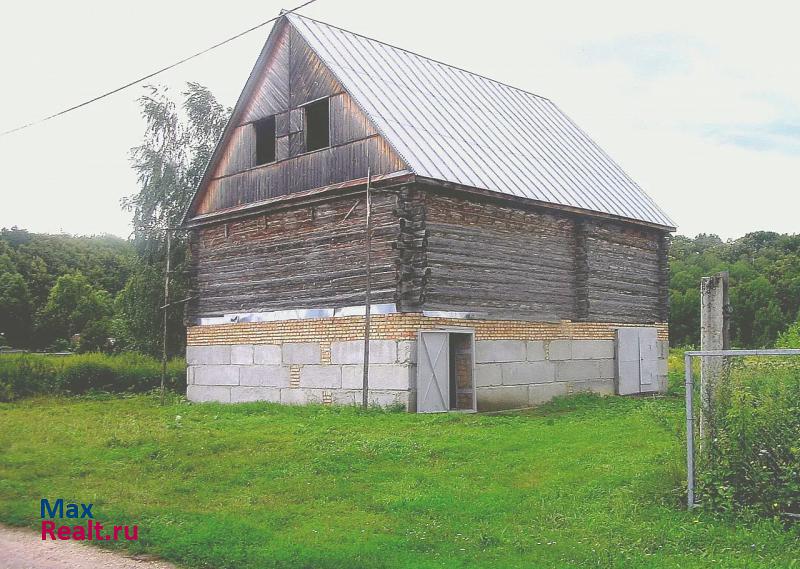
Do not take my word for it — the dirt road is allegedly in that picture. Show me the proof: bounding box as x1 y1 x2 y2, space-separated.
0 524 178 569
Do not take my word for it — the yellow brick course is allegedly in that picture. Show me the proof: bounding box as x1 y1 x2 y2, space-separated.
187 314 668 345
289 365 301 387
320 341 332 365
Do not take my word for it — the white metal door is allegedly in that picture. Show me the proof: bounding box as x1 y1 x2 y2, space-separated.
417 331 450 413
616 328 641 395
616 327 659 395
638 328 659 392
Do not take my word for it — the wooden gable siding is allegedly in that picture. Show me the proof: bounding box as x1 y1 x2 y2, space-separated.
196 136 402 214
187 190 400 319
193 24 406 217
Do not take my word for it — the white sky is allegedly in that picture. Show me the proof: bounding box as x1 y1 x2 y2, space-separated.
1 0 798 240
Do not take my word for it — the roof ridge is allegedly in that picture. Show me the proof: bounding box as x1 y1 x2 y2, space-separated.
285 12 553 104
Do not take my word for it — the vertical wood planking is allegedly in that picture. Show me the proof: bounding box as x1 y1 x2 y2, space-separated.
195 20 406 217
288 26 343 108
330 92 377 146
215 125 256 178
196 136 405 214
275 111 290 137
241 25 290 124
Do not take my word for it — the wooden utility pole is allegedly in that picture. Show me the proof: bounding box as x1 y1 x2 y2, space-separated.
160 229 172 406
361 168 372 409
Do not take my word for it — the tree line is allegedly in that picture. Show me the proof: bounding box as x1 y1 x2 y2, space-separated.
0 82 797 354
669 232 800 347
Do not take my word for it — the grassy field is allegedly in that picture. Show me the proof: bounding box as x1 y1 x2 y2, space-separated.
1 394 797 568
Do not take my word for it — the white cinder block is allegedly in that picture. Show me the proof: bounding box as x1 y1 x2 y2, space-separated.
282 342 321 364
193 365 239 386
230 387 281 403
254 345 282 365
231 345 254 365
299 365 342 388
475 340 526 363
186 345 230 365
572 340 615 360
529 382 569 405
331 340 397 364
547 340 572 361
341 364 410 390
187 385 231 403
501 361 555 385
475 363 502 387
526 341 546 361
239 365 290 387
280 389 308 405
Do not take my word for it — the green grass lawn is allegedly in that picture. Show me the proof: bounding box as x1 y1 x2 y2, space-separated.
0 394 796 568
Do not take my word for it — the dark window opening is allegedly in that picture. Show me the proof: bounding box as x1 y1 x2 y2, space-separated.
304 98 330 152
254 117 276 165
449 333 474 411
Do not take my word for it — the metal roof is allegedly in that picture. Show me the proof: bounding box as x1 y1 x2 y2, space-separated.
287 13 675 229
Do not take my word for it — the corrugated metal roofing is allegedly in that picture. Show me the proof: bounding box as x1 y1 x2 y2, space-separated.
287 13 675 229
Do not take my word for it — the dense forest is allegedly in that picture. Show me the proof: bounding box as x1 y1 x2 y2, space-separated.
1 227 798 353
0 82 797 355
669 232 800 347
0 229 133 351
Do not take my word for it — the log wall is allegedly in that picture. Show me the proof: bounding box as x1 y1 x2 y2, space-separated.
422 191 578 321
415 188 667 323
187 183 669 324
583 221 664 323
187 190 400 320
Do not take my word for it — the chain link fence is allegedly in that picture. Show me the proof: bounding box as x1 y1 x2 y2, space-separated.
684 349 800 517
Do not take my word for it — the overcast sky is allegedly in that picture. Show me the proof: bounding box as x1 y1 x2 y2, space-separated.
1 0 797 240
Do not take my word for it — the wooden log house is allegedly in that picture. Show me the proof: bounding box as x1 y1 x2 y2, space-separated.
183 13 675 412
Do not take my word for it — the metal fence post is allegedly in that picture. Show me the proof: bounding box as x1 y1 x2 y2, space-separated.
685 352 695 509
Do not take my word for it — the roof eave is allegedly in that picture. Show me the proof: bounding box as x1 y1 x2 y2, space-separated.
415 176 677 232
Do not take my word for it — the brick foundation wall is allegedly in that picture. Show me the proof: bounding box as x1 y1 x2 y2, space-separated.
187 313 668 345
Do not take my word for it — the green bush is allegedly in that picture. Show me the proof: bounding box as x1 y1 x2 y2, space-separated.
698 359 800 517
776 320 800 348
0 355 59 401
0 352 185 401
61 359 116 393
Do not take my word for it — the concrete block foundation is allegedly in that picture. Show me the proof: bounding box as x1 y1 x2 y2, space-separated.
185 315 668 411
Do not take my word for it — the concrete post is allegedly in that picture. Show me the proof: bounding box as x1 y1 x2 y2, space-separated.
699 271 730 448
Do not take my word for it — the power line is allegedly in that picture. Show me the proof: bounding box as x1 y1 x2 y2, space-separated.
0 0 320 138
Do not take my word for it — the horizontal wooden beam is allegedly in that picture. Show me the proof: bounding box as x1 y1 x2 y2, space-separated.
184 171 414 227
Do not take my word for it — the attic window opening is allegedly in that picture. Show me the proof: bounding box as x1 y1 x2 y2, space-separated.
254 116 276 165
304 98 330 152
